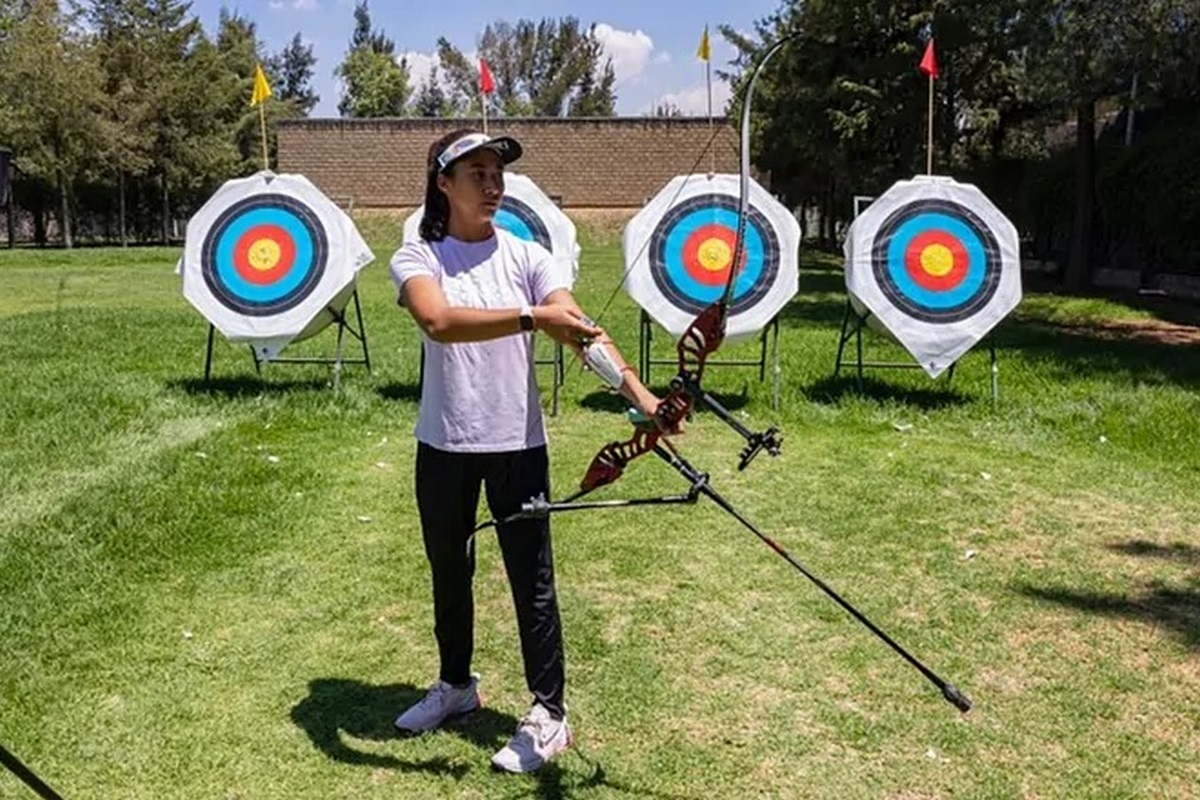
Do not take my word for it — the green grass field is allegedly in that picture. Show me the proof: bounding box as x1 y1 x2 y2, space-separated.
2 216 1198 799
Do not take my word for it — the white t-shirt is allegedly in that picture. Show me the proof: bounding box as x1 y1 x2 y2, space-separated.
389 228 569 453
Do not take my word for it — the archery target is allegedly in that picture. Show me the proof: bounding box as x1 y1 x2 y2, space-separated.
402 172 579 287
180 171 374 362
201 193 328 316
494 195 553 252
844 175 1021 378
871 198 1000 324
649 194 779 316
624 173 800 344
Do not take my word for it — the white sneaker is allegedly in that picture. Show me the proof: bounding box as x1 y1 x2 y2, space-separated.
393 675 482 733
491 703 573 773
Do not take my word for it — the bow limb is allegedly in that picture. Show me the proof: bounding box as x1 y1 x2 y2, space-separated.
670 33 799 390
662 32 796 470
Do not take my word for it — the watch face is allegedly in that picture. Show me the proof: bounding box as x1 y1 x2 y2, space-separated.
520 313 534 331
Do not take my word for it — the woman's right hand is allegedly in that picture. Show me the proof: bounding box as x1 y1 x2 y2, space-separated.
533 304 602 347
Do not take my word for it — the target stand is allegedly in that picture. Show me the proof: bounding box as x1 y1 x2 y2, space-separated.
835 176 1022 406
202 281 371 390
832 300 998 403
538 339 567 417
639 310 783 412
184 180 377 391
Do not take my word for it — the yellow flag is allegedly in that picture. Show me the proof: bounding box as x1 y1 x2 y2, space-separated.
251 63 272 106
697 25 711 61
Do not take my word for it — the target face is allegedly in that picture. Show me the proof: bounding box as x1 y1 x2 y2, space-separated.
872 199 1001 324
843 175 1022 378
649 194 779 316
201 194 328 316
495 196 552 251
623 173 801 344
180 171 375 363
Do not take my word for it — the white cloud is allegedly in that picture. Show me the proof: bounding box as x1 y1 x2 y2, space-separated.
400 49 481 91
592 23 655 85
655 81 733 116
268 0 318 10
401 51 439 87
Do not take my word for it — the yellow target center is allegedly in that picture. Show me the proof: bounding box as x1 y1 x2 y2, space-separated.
697 238 732 272
247 239 282 271
920 244 954 277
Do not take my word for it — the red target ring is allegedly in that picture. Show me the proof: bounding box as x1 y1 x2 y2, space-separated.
903 230 968 292
681 224 747 287
232 224 296 286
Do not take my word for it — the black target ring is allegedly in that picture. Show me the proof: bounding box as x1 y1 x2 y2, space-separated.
201 193 329 317
649 195 780 316
871 198 1002 325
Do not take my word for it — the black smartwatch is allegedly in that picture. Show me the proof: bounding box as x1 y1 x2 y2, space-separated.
519 305 535 332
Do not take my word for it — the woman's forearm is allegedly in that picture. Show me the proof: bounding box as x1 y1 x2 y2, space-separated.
420 305 525 343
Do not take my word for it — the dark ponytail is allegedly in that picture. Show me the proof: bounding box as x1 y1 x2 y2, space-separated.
418 127 477 242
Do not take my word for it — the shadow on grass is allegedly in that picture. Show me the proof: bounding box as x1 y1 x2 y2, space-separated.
290 678 700 799
376 381 422 405
804 373 972 410
1108 540 1200 565
579 388 750 416
1017 540 1200 650
290 678 514 775
168 376 332 397
503 747 703 800
992 315 1200 388
777 262 1200 390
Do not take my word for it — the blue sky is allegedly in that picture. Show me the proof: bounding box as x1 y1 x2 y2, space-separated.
190 0 784 117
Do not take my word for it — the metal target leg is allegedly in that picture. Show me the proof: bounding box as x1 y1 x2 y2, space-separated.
204 324 216 380
759 321 769 382
991 344 999 407
353 287 371 372
833 301 847 376
332 310 347 391
639 310 651 386
855 313 865 392
552 342 563 417
1 742 65 800
772 316 781 412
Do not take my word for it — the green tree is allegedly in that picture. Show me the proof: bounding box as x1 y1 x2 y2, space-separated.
269 33 320 116
0 0 107 247
336 1 410 117
436 18 617 117
1022 0 1189 289
88 0 156 245
412 65 460 117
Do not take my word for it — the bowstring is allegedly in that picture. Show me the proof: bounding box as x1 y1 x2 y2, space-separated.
562 116 734 385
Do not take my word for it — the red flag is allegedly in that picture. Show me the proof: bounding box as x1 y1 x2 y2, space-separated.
919 39 939 78
479 58 495 94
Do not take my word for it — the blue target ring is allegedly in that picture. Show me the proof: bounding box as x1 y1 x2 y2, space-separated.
495 197 552 252
649 195 779 315
202 194 328 316
871 198 1000 324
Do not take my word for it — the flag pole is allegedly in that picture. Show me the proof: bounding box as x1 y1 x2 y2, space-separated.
251 63 272 172
926 71 934 174
481 88 488 135
259 102 270 171
706 46 714 175
697 24 715 174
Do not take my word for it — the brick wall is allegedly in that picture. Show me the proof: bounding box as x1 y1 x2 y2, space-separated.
276 117 740 209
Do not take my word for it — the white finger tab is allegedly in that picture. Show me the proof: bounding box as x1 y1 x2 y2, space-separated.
582 341 625 389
